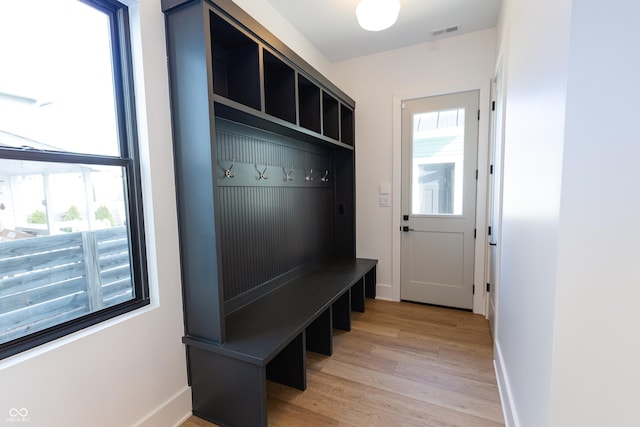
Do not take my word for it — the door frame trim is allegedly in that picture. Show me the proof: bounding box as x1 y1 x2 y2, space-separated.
485 55 508 331
391 82 492 314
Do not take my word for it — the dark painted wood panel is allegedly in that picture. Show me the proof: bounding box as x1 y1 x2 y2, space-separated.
334 150 355 257
165 2 226 342
306 307 333 355
265 332 306 390
332 290 351 331
218 186 334 301
215 119 332 175
183 258 377 364
189 346 268 427
215 120 337 302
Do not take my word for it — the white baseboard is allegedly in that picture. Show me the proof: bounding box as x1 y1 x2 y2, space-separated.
375 283 393 300
134 386 192 427
494 341 519 427
172 410 193 427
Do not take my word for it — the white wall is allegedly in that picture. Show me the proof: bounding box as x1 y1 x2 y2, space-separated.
494 0 640 425
551 0 640 425
331 29 496 311
231 0 334 80
0 1 191 426
493 0 572 425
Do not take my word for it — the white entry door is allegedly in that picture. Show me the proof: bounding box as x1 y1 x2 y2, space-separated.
401 91 479 309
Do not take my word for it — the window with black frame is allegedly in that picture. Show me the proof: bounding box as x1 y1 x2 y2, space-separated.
0 0 148 359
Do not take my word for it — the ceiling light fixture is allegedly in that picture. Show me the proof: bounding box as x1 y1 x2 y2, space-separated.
356 0 401 32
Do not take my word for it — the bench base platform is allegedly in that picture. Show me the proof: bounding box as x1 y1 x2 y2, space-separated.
185 258 377 427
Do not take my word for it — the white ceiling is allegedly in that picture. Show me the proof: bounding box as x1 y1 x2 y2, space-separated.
266 0 502 62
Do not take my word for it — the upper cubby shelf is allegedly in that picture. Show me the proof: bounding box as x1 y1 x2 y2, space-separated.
210 11 261 111
201 2 355 149
263 49 296 124
298 75 321 134
340 104 354 146
322 91 339 141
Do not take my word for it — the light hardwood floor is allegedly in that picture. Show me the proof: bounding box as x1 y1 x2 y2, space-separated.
181 299 504 427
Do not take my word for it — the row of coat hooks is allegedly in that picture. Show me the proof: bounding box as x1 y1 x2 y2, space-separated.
222 159 330 182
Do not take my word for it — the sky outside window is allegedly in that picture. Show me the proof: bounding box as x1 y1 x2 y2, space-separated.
0 0 119 156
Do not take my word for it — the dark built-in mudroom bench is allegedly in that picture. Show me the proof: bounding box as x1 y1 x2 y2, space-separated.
162 0 375 425
185 258 377 427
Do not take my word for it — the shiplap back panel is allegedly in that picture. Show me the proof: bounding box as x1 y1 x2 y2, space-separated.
216 128 332 172
215 122 335 302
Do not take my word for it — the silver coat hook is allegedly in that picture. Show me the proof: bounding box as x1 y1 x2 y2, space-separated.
256 164 268 180
283 166 294 181
223 159 236 178
321 170 329 182
305 168 314 182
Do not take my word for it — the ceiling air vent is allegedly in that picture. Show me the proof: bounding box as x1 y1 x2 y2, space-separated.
432 25 459 36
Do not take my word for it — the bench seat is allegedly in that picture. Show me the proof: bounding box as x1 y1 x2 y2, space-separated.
183 257 377 427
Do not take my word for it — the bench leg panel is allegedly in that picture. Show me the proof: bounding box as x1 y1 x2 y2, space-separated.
188 346 267 427
365 265 377 299
351 278 365 313
266 332 306 390
306 307 333 355
332 290 351 331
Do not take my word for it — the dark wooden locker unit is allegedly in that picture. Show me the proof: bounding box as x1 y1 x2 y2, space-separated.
162 1 377 426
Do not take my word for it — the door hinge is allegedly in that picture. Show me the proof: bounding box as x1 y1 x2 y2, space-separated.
474 228 477 239
490 164 494 174
477 109 480 120
492 101 496 111
488 225 492 236
472 284 475 295
486 283 491 292
475 169 478 180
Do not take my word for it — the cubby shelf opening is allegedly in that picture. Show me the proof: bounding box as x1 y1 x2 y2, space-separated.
210 11 261 110
340 104 354 146
298 75 321 133
322 91 339 141
263 49 296 124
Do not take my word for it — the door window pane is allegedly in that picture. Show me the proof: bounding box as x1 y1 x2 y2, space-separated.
412 108 465 215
